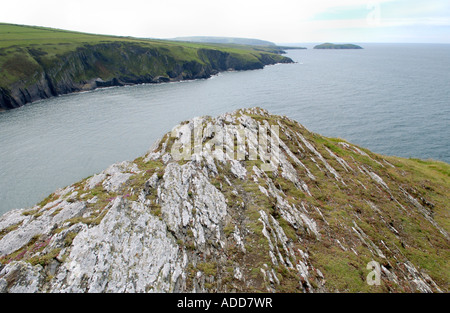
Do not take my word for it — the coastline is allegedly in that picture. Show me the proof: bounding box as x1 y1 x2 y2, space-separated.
0 24 293 111
0 62 292 111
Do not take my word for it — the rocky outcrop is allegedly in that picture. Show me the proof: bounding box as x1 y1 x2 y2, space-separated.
0 108 448 293
0 43 292 110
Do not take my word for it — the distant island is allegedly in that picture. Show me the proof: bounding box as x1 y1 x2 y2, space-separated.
314 43 363 49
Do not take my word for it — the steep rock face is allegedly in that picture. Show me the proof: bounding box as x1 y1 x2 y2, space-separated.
0 108 448 293
0 43 292 110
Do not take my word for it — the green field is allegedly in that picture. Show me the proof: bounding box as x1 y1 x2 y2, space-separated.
0 23 284 53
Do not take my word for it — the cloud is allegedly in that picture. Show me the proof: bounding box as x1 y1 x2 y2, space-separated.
381 17 450 27
0 0 448 42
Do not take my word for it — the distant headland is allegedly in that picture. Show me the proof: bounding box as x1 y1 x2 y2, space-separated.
0 24 293 110
314 43 363 49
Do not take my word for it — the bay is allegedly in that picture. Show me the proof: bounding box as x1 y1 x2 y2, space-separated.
0 43 449 214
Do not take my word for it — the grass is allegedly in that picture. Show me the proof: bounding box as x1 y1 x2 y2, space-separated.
0 221 23 241
197 262 218 277
310 245 377 292
28 248 61 267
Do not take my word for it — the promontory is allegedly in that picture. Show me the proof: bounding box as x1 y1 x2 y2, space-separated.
0 24 293 110
0 108 448 293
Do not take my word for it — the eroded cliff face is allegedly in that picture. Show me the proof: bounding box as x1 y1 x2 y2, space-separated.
0 108 448 293
0 43 292 110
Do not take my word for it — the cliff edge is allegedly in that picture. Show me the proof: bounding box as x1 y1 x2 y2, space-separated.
0 24 292 110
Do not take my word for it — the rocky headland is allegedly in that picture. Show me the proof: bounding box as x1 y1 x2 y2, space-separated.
0 24 293 110
0 108 448 293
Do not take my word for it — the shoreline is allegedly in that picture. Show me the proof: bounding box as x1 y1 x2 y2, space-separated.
0 63 291 112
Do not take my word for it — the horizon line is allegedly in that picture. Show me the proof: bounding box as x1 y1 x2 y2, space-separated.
2 22 450 45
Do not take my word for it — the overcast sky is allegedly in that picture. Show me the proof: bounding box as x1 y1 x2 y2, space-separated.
1 0 449 43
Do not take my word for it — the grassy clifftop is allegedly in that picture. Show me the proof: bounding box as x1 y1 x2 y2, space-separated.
0 23 292 110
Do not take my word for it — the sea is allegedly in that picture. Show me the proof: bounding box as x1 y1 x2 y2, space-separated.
0 43 449 215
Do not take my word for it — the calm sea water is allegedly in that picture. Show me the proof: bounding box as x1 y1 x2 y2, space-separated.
0 43 449 215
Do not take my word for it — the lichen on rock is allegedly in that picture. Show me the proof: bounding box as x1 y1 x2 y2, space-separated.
0 107 448 293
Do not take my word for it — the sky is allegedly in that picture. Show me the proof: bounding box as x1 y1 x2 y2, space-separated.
0 0 449 43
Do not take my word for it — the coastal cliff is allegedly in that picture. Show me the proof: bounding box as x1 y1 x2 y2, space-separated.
0 108 448 293
0 24 292 110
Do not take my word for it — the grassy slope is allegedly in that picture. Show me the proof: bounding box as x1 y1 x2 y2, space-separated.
245 111 449 291
309 138 450 291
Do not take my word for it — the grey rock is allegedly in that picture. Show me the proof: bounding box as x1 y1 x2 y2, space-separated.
0 108 447 293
